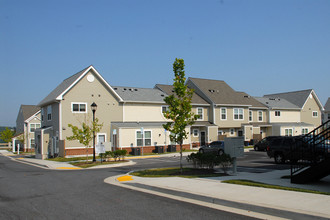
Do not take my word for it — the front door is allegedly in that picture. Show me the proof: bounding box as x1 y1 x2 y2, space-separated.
201 131 206 146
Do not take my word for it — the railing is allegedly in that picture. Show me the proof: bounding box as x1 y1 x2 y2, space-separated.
291 120 330 176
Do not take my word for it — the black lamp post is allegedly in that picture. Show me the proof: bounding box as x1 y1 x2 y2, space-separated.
91 102 97 162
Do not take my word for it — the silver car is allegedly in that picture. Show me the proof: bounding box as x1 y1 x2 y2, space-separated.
199 141 225 155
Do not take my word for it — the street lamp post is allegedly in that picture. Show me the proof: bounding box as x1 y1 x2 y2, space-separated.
91 102 97 162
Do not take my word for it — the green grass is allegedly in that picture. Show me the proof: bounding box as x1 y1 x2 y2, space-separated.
131 167 226 178
70 160 128 168
222 179 330 195
46 156 101 162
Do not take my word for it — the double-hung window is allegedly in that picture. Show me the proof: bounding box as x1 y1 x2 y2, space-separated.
312 111 318 117
72 103 87 113
47 105 52 121
249 110 252 122
193 129 199 137
285 128 293 136
221 108 227 120
302 128 308 135
161 106 169 114
197 108 203 120
136 130 151 146
30 123 41 132
275 110 281 117
233 108 243 120
258 111 263 122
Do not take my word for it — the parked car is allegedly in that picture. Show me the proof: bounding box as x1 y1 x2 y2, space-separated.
254 136 280 151
199 141 225 155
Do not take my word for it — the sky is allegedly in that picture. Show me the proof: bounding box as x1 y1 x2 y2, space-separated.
1 0 329 127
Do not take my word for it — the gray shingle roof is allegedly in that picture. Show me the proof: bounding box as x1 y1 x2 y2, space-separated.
324 98 330 112
155 84 209 105
187 78 260 106
38 66 90 106
20 105 40 121
254 97 300 110
264 89 313 108
112 86 167 103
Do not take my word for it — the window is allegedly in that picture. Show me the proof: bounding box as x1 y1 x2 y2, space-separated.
41 108 44 121
275 111 281 117
30 139 35 148
230 128 235 136
47 105 52 121
197 108 203 120
218 130 224 136
258 111 263 122
136 130 151 146
312 111 318 117
238 130 243 136
72 103 87 113
285 128 293 136
97 133 106 144
161 106 169 115
221 108 227 120
249 110 252 121
302 128 308 135
30 123 41 132
233 108 243 120
193 129 199 137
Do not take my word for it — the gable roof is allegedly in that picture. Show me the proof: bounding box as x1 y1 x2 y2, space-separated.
113 86 167 103
254 97 300 110
324 98 330 112
155 84 210 105
38 65 122 106
19 105 41 122
236 92 268 109
187 78 255 106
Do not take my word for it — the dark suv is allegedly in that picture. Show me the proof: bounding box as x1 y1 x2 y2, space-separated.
254 136 280 151
199 141 225 155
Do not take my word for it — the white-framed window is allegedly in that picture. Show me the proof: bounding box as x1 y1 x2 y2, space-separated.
258 111 263 122
47 105 52 121
233 108 244 120
97 133 106 144
249 110 252 122
161 106 169 114
136 130 152 146
275 110 281 117
220 108 227 120
30 123 41 132
302 128 308 135
72 103 87 113
218 130 224 135
230 128 235 136
193 129 199 137
285 128 293 136
197 108 203 120
312 111 318 117
30 139 35 148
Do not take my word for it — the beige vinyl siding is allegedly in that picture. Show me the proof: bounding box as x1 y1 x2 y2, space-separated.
61 70 123 148
124 103 169 122
214 107 249 128
269 109 300 123
301 95 322 127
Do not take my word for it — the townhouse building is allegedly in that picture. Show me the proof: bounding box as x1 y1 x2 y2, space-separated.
323 98 330 123
12 105 41 152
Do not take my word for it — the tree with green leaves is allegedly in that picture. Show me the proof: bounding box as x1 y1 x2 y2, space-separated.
67 118 103 162
0 127 14 147
163 58 198 173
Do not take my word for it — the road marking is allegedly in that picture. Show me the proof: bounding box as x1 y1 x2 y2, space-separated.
117 175 133 182
56 167 82 170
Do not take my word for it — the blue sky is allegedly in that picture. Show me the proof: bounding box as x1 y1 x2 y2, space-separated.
1 0 329 126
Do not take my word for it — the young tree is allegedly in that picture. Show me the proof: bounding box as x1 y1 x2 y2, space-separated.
67 118 103 162
163 58 198 173
0 127 14 147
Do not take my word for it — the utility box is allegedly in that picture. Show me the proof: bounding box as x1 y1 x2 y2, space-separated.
167 145 176 152
131 147 141 156
224 137 244 158
155 146 164 154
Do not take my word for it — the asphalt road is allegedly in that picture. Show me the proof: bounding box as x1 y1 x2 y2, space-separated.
0 155 258 220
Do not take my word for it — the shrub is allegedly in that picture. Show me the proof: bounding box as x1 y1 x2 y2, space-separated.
187 152 233 172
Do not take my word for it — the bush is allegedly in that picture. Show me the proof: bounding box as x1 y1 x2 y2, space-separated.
100 150 127 162
187 152 233 172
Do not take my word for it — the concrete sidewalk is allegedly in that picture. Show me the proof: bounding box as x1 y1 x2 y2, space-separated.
106 170 330 220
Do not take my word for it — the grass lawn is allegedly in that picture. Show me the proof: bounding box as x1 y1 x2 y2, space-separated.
131 167 228 178
222 179 330 196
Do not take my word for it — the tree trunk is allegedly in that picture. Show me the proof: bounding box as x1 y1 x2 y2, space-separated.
180 143 183 174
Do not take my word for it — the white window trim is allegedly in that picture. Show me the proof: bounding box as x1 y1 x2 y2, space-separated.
249 110 252 122
193 129 199 137
97 133 107 144
197 107 204 121
285 128 293 136
218 130 224 135
233 108 244 121
220 108 227 120
301 128 308 135
29 123 41 133
71 102 88 113
136 130 152 146
275 110 281 117
312 111 318 118
258 110 263 122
